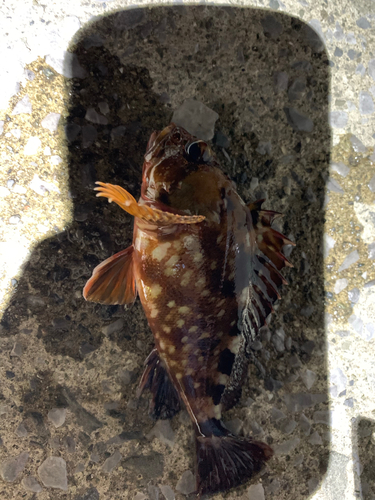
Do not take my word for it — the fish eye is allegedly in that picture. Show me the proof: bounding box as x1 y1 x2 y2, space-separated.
172 131 182 142
185 140 210 163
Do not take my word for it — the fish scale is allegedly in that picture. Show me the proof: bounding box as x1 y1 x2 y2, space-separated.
83 123 294 497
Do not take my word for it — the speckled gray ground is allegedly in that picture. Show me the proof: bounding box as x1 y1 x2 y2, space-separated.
0 2 374 500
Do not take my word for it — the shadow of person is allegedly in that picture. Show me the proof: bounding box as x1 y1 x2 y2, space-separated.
353 417 375 499
0 6 330 498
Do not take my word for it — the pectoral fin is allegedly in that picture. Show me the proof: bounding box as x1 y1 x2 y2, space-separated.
95 182 205 225
83 245 136 305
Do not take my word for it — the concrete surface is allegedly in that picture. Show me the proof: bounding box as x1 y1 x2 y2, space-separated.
0 1 374 500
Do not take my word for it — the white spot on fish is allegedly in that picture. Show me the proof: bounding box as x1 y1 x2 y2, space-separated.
183 235 196 250
166 254 179 267
217 234 223 244
159 340 166 350
163 325 171 333
193 252 203 263
210 261 217 270
194 382 201 389
217 309 225 318
230 336 241 354
167 301 176 308
150 283 162 298
176 372 183 380
150 308 158 318
196 277 206 288
245 233 250 247
188 326 198 333
257 234 263 243
214 404 222 419
181 336 188 343
181 270 193 287
177 319 185 328
168 346 175 354
200 332 210 339
151 242 171 261
201 289 210 297
218 373 228 385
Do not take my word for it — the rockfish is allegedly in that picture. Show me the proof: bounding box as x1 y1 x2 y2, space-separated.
83 123 293 496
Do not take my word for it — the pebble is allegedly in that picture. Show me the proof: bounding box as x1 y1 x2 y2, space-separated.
368 59 375 82
134 494 147 500
359 91 374 115
10 129 21 140
63 436 76 453
41 113 61 133
356 16 371 29
299 414 311 435
329 111 348 129
274 437 300 455
293 454 304 466
16 422 28 437
271 407 286 422
288 77 306 101
98 102 110 115
330 367 347 395
85 108 108 125
65 123 81 142
309 431 323 445
247 483 265 500
102 450 122 473
74 463 85 474
284 107 314 132
8 215 21 224
364 280 375 289
265 377 283 392
348 287 360 303
327 177 344 194
75 487 100 500
368 174 375 192
279 419 297 435
303 20 324 52
224 418 243 435
348 314 365 337
346 32 356 44
24 136 41 156
261 14 283 38
334 47 343 57
22 475 43 493
334 278 348 294
12 95 32 115
176 471 196 495
313 410 331 425
308 477 319 494
101 318 125 336
111 126 126 140
172 99 219 140
146 419 175 448
213 131 230 149
300 369 317 390
274 71 288 93
0 186 10 197
48 408 66 428
338 250 359 272
46 52 87 79
283 393 326 412
148 484 160 500
330 161 350 177
0 452 29 482
271 330 285 352
356 64 366 77
344 398 354 408
159 484 175 500
324 234 336 258
82 125 97 148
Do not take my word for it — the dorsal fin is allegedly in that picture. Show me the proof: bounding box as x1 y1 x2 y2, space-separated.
95 182 205 225
83 246 136 305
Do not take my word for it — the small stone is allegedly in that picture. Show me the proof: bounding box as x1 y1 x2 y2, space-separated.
346 32 356 44
334 278 348 294
41 113 61 133
274 72 288 93
324 234 336 258
213 131 230 149
279 419 297 435
79 343 96 357
102 450 122 473
348 49 358 61
63 436 76 453
344 398 354 407
12 95 32 115
284 107 314 132
348 287 360 303
24 136 41 155
75 487 100 500
309 431 323 445
274 437 300 455
176 470 196 495
313 410 331 425
0 452 29 482
355 64 366 76
10 129 21 140
111 126 126 140
335 330 350 337
74 463 85 474
327 177 344 194
338 250 359 272
349 314 364 337
330 162 350 177
101 318 124 336
293 454 304 466
22 476 43 493
247 483 265 500
146 420 175 448
283 393 326 413
299 414 311 435
82 125 97 148
271 331 285 352
364 280 375 289
65 123 81 142
271 407 286 422
6 370 15 379
303 20 324 52
261 15 283 38
368 174 375 192
288 77 306 101
85 108 108 125
8 215 21 225
359 91 374 115
0 186 10 197
16 422 28 437
300 370 317 390
224 418 243 435
148 484 160 500
256 141 272 155
159 484 175 500
369 59 375 82
48 408 66 428
356 17 371 29
308 477 319 494
368 243 375 259
172 99 219 141
46 52 87 79
330 367 347 394
134 494 147 500
329 111 348 129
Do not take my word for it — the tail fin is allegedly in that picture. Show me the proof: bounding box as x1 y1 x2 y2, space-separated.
195 419 273 496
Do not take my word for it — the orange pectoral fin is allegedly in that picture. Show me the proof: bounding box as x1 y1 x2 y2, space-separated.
95 182 205 225
83 245 136 305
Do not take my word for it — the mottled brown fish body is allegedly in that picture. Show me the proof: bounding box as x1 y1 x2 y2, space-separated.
83 123 294 497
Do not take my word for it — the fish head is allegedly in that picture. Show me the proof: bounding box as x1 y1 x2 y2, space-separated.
141 123 221 214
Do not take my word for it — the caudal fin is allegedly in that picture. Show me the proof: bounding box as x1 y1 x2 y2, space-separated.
195 420 273 496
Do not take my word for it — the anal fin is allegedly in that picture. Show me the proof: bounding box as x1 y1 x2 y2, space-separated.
137 348 181 419
83 245 136 305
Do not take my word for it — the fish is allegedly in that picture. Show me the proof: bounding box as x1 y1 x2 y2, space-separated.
83 123 294 496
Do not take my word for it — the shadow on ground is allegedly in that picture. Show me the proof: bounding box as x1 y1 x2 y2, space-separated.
1 6 330 499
